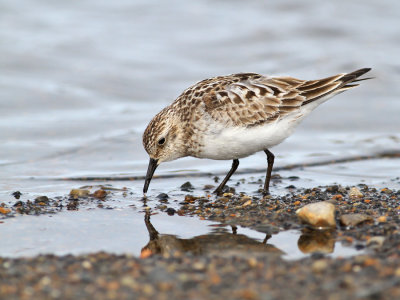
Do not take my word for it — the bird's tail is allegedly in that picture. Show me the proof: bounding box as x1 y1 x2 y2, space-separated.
301 68 372 106
336 68 373 92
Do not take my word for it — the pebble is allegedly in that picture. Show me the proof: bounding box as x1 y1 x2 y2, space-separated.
340 214 373 227
166 208 176 216
242 200 252 207
34 196 49 204
69 189 90 199
395 268 400 277
156 193 169 200
12 191 22 199
192 262 205 270
296 201 336 228
366 236 385 248
223 193 233 198
377 216 387 223
93 189 107 199
0 207 11 214
311 260 329 273
203 185 215 190
0 182 400 299
180 182 194 192
349 187 364 199
82 260 92 269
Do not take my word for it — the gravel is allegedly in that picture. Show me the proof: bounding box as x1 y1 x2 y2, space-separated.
1 182 400 299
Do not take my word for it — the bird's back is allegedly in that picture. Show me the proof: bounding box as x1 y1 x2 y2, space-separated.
171 68 371 129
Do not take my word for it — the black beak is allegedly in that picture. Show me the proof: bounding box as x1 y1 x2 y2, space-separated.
143 158 159 195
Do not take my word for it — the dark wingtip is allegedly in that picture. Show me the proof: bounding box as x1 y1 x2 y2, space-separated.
340 68 372 83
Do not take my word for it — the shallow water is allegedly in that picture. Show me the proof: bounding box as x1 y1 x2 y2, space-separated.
0 209 361 260
1 0 399 258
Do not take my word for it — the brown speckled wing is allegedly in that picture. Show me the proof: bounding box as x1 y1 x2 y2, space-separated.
197 69 370 127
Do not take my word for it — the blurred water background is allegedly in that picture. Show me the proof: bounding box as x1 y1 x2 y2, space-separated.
1 0 399 198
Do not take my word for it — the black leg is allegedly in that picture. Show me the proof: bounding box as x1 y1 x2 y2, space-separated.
263 149 275 194
213 159 239 194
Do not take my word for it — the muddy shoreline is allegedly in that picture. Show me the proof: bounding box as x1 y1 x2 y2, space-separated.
1 178 400 299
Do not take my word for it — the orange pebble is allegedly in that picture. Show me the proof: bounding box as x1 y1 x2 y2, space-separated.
140 248 153 259
0 207 11 214
332 194 343 200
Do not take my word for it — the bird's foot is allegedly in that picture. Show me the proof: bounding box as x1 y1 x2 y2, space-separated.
262 189 271 196
213 188 223 196
213 185 235 195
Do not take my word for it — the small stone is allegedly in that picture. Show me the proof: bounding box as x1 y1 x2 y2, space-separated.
203 185 214 190
156 193 169 200
39 276 51 286
242 200 252 207
326 185 339 193
140 248 153 259
296 201 336 228
377 216 387 223
381 188 393 194
12 191 22 199
184 195 198 203
340 214 373 227
142 284 154 296
367 236 385 248
67 200 79 210
180 182 194 191
248 257 258 267
121 276 138 288
166 208 176 216
349 187 363 199
311 260 329 273
240 195 252 202
69 189 90 199
34 196 49 204
13 201 24 207
193 262 205 270
332 194 343 201
82 260 92 269
158 205 167 211
0 207 11 214
93 189 107 199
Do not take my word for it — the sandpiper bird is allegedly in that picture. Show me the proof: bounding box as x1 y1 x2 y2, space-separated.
143 68 371 195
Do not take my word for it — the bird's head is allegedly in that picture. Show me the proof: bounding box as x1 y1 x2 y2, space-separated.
142 108 186 194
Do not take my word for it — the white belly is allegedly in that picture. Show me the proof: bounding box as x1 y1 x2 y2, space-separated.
197 99 326 160
198 119 293 160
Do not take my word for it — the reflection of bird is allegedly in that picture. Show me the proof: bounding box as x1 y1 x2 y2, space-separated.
142 68 371 195
141 212 283 258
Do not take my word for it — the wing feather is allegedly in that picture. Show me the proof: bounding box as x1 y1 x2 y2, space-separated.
188 69 371 127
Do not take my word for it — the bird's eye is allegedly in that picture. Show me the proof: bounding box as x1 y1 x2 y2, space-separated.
158 137 166 145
